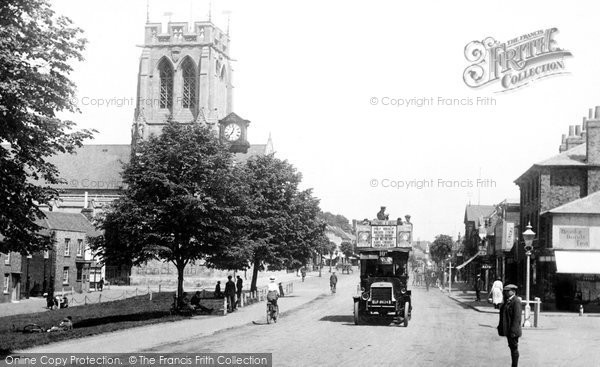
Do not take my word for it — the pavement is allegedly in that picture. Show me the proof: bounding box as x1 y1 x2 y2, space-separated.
0 269 309 318
443 285 600 318
17 270 337 353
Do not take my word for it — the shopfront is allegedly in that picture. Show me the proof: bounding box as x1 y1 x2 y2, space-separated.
544 192 600 311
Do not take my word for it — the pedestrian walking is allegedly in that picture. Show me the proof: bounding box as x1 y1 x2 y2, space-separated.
278 282 285 297
236 276 243 307
490 277 504 309
301 267 306 282
497 284 522 367
98 278 104 292
474 274 483 302
225 275 236 312
330 271 338 294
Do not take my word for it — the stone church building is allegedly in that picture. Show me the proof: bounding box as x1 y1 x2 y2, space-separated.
46 19 273 285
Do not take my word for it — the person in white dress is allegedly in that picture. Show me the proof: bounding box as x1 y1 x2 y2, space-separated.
490 277 504 309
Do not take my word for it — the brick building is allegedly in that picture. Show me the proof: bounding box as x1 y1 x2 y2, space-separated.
514 106 600 310
491 200 520 283
459 202 520 289
1 251 23 303
1 212 97 303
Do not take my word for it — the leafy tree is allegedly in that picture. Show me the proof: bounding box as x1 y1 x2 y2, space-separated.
340 241 354 260
0 0 94 254
429 234 453 264
208 154 325 291
90 122 238 303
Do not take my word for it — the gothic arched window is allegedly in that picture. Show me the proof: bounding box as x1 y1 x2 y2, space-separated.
158 58 173 109
181 58 196 109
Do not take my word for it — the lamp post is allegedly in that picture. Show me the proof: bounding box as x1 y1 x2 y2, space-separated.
522 222 536 328
448 254 452 294
478 229 486 287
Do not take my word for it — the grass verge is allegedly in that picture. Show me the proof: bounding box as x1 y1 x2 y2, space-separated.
0 292 186 357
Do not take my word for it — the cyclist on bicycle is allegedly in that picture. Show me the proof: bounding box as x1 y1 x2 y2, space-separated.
266 276 279 307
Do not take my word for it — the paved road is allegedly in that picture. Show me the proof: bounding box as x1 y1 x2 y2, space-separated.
151 275 600 367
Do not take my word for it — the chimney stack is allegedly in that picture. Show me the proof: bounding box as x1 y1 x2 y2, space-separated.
559 133 567 152
569 125 575 136
576 125 582 136
81 191 93 221
587 106 600 193
588 106 600 164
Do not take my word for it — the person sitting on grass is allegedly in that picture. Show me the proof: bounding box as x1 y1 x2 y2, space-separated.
47 316 73 332
179 292 194 311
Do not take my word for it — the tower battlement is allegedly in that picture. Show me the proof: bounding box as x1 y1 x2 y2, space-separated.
133 19 233 146
144 22 229 54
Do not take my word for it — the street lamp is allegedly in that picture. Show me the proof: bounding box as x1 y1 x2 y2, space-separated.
478 228 486 289
447 254 452 294
522 222 536 327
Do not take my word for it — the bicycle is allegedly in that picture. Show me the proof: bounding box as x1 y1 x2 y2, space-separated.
266 301 279 324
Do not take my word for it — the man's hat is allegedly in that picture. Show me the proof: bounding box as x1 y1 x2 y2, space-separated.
503 284 518 291
269 276 275 280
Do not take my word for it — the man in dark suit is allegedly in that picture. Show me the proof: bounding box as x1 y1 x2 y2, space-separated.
236 276 243 307
474 274 483 301
225 275 236 312
497 284 522 367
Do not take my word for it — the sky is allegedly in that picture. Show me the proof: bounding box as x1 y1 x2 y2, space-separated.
50 0 600 242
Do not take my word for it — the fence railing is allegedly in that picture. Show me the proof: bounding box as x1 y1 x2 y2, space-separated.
60 281 295 308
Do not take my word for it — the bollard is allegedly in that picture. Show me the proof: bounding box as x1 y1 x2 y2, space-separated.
149 290 153 301
534 297 540 327
99 294 102 303
135 288 138 296
158 284 161 293
84 296 87 305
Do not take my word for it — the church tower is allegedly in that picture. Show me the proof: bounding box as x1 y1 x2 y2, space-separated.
132 20 233 144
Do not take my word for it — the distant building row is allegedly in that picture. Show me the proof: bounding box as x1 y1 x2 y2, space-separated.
462 106 600 311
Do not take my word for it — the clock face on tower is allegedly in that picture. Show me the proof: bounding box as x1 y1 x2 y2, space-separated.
224 123 242 142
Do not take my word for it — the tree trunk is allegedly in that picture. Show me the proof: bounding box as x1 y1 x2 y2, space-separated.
250 257 260 292
176 262 185 306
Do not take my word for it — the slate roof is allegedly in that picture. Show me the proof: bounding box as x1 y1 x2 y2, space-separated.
233 144 269 164
45 145 130 190
325 225 355 241
464 205 495 224
515 144 588 183
543 191 600 215
46 143 270 190
36 211 96 235
536 144 587 166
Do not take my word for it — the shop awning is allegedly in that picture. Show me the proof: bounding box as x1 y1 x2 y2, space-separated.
555 251 600 274
455 253 479 270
